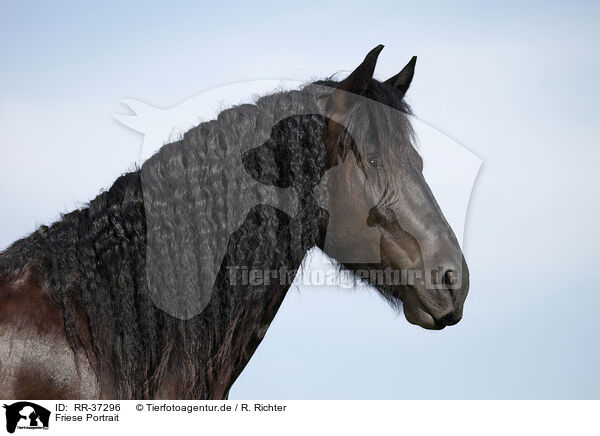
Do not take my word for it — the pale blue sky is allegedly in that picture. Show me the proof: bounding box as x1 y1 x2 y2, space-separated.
1 1 599 398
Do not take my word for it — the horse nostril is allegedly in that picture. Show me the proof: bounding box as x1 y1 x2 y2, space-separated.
443 269 459 289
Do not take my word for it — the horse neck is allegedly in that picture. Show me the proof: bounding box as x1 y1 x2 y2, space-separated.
200 196 327 398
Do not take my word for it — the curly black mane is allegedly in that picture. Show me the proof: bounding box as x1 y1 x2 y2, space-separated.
0 77 414 399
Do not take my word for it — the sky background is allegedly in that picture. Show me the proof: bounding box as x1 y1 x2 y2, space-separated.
1 1 599 398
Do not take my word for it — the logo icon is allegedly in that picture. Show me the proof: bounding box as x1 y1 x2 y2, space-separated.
115 81 481 320
3 402 50 434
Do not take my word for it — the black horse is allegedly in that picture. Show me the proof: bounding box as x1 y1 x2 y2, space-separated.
0 45 469 399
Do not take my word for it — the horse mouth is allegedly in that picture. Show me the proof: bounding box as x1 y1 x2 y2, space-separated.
399 285 463 330
403 306 461 330
341 261 468 330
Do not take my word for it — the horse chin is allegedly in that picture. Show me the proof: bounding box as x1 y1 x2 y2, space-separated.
395 285 447 330
341 263 453 330
402 301 445 330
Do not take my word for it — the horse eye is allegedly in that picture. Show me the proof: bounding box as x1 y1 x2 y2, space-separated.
366 154 381 168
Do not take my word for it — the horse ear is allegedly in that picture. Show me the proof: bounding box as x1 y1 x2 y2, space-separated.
385 56 417 97
319 45 384 115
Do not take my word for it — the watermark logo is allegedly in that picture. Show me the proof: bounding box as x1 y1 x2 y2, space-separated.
3 402 50 434
115 80 481 320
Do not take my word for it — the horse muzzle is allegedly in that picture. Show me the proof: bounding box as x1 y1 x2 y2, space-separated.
400 257 469 330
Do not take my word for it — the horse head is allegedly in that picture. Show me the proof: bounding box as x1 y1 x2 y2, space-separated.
243 45 469 329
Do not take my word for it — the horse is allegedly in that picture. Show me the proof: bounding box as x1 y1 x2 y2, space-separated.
0 45 469 399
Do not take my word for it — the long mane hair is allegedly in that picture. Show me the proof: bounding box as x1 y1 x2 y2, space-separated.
0 78 414 398
0 85 326 398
